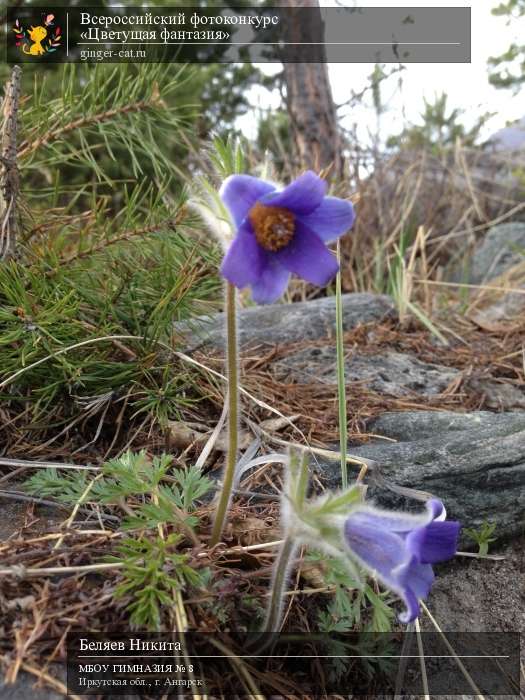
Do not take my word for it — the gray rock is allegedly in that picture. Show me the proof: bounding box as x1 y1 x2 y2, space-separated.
485 116 525 152
176 293 395 351
274 346 525 408
367 409 524 441
0 669 136 700
318 410 525 541
468 222 525 284
274 348 459 396
463 221 525 325
0 671 63 699
469 286 525 328
467 379 525 410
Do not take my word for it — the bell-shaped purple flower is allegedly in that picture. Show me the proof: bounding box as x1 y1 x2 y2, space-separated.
343 499 460 623
219 171 355 304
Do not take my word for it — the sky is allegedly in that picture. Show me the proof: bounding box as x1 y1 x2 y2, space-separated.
241 0 525 145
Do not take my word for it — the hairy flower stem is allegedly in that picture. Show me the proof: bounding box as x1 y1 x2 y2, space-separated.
261 536 297 634
335 240 348 488
210 282 239 546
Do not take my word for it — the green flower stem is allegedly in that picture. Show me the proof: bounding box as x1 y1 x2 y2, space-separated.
335 239 348 488
210 282 239 546
261 536 297 634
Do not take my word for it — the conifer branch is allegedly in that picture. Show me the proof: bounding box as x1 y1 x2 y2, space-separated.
18 91 164 160
58 212 184 266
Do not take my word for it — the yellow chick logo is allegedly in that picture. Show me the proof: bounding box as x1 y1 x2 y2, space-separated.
24 25 48 56
13 14 61 57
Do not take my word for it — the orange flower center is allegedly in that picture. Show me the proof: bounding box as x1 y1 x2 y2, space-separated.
249 202 295 252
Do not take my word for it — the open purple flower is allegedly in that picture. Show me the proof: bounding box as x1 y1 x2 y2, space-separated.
343 499 460 623
219 171 355 304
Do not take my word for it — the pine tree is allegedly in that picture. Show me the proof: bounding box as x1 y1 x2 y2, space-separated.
488 0 525 92
386 93 493 152
280 0 342 176
0 63 222 459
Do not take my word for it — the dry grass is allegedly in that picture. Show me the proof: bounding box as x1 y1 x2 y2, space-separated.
269 141 525 312
190 313 525 448
1 308 524 697
344 143 525 292
0 483 326 697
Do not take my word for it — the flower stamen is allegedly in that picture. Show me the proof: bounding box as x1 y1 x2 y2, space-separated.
249 202 295 252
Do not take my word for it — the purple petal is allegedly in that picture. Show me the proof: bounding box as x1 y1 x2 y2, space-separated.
220 175 276 228
344 512 441 624
398 587 421 624
396 556 435 600
395 557 435 623
275 223 339 286
427 499 446 521
220 222 265 288
344 515 408 578
261 171 327 215
337 500 440 535
250 258 290 304
407 521 460 565
298 197 356 243
344 516 421 622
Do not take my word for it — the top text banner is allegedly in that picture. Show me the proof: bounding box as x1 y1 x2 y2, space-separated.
6 6 471 65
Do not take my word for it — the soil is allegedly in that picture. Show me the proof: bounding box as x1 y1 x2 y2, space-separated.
0 500 62 540
427 537 525 636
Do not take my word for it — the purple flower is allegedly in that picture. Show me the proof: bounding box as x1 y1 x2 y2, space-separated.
343 499 460 623
219 171 355 304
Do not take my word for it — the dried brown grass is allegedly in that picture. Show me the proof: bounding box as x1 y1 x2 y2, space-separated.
352 147 524 298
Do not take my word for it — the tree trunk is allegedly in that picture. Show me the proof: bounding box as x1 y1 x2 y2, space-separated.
0 65 21 260
280 0 342 177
